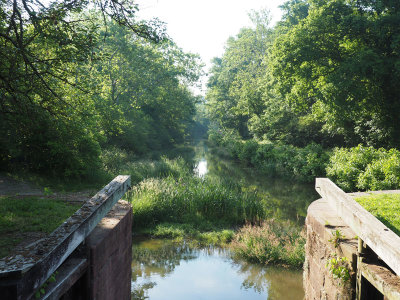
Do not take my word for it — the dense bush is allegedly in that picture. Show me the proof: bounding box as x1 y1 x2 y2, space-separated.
208 130 329 183
210 131 400 191
327 145 400 191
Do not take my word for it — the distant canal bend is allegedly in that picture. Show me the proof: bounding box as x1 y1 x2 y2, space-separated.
131 141 318 300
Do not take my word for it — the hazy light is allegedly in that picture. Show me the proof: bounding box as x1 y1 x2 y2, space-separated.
195 159 208 177
134 0 285 95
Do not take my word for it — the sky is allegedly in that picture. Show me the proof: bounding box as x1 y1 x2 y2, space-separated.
134 0 286 94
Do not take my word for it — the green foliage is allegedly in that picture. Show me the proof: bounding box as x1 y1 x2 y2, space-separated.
207 1 400 149
356 193 400 236
147 223 235 246
209 132 329 183
206 9 273 139
34 271 58 299
128 174 265 229
326 254 350 284
0 4 202 181
328 230 346 248
230 220 305 268
271 0 400 147
327 145 400 191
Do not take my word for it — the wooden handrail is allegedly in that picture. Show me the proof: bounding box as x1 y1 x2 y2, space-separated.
0 175 131 300
316 178 400 276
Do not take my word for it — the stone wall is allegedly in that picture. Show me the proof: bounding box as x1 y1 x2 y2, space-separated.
85 200 132 300
304 198 357 300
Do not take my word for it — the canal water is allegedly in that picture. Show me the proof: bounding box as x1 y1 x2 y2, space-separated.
131 141 318 300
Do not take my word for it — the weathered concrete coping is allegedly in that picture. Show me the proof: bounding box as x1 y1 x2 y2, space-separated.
0 175 131 299
316 178 400 277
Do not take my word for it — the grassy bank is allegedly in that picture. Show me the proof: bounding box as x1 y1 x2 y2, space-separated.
1 147 306 268
355 193 400 236
0 196 81 258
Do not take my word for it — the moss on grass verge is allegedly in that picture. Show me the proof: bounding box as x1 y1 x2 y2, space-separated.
0 196 81 258
355 193 400 236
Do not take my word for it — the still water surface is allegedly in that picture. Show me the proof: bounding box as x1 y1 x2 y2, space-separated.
131 141 317 299
193 141 318 223
131 239 304 300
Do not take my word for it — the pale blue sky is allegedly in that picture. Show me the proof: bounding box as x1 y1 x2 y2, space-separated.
135 0 285 94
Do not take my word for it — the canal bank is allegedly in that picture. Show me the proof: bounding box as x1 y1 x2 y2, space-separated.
130 141 318 299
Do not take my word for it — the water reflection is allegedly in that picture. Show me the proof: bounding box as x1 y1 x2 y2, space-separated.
194 159 208 178
191 140 318 223
131 238 304 300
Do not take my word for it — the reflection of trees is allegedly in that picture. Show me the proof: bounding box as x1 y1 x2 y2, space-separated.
231 257 304 299
132 282 156 300
131 239 304 300
204 152 317 223
131 240 198 300
231 257 269 294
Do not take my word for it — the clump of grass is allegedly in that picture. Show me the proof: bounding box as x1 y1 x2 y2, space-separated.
128 175 265 228
119 156 191 185
355 193 400 236
230 220 305 268
147 223 235 246
0 196 81 258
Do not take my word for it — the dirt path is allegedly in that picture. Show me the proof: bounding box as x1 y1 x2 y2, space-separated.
0 174 95 203
0 175 43 197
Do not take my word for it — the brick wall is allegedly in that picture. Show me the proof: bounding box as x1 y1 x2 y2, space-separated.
85 200 132 300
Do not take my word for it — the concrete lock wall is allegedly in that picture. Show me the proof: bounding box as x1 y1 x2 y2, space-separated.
61 200 132 300
304 198 357 300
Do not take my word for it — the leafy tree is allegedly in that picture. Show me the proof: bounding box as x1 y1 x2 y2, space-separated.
271 0 400 147
206 9 274 138
0 0 202 178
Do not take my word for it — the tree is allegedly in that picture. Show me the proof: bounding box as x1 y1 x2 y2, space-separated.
271 0 400 147
206 9 274 138
0 1 203 178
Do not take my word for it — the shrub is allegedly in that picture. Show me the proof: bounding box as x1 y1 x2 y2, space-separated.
238 140 259 165
327 145 400 191
209 134 330 183
326 145 379 191
357 149 400 190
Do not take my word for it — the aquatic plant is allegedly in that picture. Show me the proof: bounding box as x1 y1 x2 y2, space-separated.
230 220 305 268
128 174 265 228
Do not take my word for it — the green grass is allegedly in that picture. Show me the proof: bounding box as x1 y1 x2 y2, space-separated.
230 220 305 268
127 175 265 228
0 196 81 258
355 193 400 236
136 222 235 247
